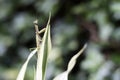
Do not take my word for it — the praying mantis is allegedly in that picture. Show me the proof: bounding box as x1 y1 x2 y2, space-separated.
31 13 51 53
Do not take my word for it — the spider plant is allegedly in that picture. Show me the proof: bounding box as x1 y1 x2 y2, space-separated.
16 14 87 80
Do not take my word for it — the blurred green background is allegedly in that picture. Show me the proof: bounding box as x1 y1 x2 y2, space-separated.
0 0 120 80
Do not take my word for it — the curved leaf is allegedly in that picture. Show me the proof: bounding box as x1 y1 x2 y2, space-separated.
53 44 87 80
16 49 37 80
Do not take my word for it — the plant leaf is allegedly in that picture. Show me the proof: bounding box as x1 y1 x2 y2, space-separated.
16 49 37 80
53 44 87 80
35 14 52 80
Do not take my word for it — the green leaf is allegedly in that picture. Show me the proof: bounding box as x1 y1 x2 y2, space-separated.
16 49 37 80
35 14 52 80
53 44 87 80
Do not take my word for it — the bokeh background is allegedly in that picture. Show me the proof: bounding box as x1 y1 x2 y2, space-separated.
0 0 120 80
